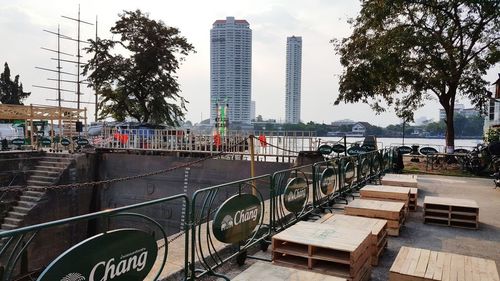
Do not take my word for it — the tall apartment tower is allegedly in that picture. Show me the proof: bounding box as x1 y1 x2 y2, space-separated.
285 36 302 124
210 16 252 125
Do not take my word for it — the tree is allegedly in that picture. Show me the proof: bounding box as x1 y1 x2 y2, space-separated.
83 10 195 125
0 63 30 105
334 0 500 150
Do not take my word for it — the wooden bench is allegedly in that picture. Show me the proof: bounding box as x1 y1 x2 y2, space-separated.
381 173 418 188
233 262 347 281
389 246 499 281
318 213 388 266
272 221 371 281
424 196 479 229
409 188 418 211
360 185 411 216
344 199 405 236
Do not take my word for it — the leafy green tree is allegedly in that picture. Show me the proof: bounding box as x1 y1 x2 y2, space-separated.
83 10 195 125
0 62 30 105
334 1 500 150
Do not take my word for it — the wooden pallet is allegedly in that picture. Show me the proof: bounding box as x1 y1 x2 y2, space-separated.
272 221 372 281
360 185 411 217
344 199 405 236
409 188 418 211
319 213 388 266
389 246 500 281
423 196 479 229
232 262 348 281
381 173 418 188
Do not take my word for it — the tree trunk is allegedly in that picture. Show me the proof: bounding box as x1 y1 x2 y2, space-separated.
443 87 458 153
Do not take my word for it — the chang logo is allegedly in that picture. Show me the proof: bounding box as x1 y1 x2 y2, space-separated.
286 188 307 202
221 215 234 231
60 273 85 281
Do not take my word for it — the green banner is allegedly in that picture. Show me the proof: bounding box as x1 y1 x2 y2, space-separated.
37 229 158 281
318 144 333 155
212 194 262 244
283 177 308 213
320 168 336 195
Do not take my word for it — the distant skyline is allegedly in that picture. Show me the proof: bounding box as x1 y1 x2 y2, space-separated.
285 36 302 124
0 0 498 126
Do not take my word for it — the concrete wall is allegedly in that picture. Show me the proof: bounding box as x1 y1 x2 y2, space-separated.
0 151 42 186
98 153 291 236
19 153 98 273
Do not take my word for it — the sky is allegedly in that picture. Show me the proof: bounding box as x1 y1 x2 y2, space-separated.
0 0 498 127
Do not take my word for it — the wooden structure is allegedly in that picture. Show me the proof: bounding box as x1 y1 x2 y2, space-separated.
272 221 371 281
381 173 418 188
344 199 405 236
389 246 499 281
232 262 347 281
318 214 388 266
423 196 479 229
0 104 87 146
409 188 418 211
360 185 411 216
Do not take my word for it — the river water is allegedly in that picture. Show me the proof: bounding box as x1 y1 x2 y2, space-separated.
318 137 483 151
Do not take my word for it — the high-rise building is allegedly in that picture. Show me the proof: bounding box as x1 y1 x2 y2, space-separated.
251 100 256 121
285 36 302 124
210 16 252 125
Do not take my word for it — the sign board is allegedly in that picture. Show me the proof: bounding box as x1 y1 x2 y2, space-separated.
398 145 412 155
360 159 371 176
454 148 469 154
33 121 47 126
372 156 381 172
61 138 71 146
344 161 355 184
213 194 262 244
331 144 346 154
283 177 308 213
37 229 158 281
347 146 367 156
11 138 25 146
320 168 336 195
76 138 90 146
419 146 438 155
362 144 376 151
318 144 333 155
41 138 51 145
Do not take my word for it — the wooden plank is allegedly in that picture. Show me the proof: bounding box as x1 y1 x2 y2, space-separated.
406 248 422 277
433 251 445 281
319 214 387 237
424 251 438 279
360 185 411 201
345 199 405 220
464 256 473 281
485 259 500 281
272 221 371 253
441 252 452 281
399 247 419 276
471 256 481 281
414 249 430 278
389 246 410 274
423 196 479 209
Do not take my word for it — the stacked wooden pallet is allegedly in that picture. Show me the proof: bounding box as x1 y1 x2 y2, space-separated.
318 213 388 266
423 196 479 229
381 173 418 188
409 188 418 211
272 221 372 281
360 185 411 217
389 246 499 281
232 262 347 281
344 199 405 236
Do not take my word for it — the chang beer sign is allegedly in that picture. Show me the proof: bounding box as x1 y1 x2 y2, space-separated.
318 144 333 155
283 177 308 213
331 144 346 154
347 146 367 156
360 158 371 177
41 138 51 146
344 161 355 184
372 152 381 172
419 146 438 155
37 229 158 281
61 138 71 146
320 168 336 195
398 145 412 155
213 194 262 244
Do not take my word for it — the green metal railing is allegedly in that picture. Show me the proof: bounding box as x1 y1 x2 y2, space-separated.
0 147 398 281
0 194 189 281
189 175 272 280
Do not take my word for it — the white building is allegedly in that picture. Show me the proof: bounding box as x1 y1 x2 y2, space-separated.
285 36 302 124
251 100 256 121
439 103 480 121
210 16 252 124
484 76 500 131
